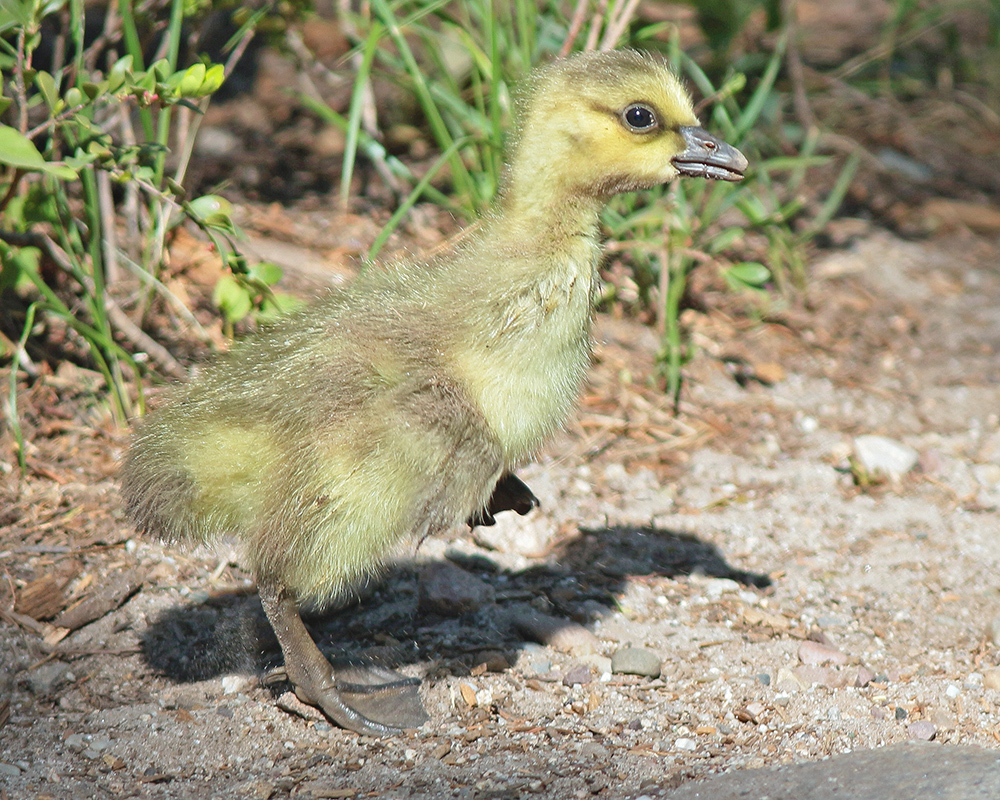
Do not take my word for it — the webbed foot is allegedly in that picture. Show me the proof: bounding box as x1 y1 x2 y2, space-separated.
259 582 428 736
468 472 540 528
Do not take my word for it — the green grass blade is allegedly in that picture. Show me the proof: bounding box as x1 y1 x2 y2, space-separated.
6 302 37 474
367 135 471 261
341 25 383 208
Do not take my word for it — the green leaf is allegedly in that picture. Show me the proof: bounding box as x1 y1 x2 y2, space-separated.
248 261 282 286
213 274 252 324
81 81 103 101
0 125 45 170
707 226 744 254
34 71 59 110
188 194 234 227
136 71 157 93
64 152 99 169
199 64 225 96
736 195 769 225
175 63 206 97
108 55 133 93
64 86 83 108
725 261 771 288
0 243 41 293
150 59 172 82
255 292 302 324
0 124 75 178
0 1 33 32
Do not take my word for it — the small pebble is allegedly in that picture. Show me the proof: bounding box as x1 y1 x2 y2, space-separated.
745 701 767 718
0 762 21 777
221 675 248 695
930 709 956 730
563 664 595 686
964 672 983 689
798 415 818 433
945 684 961 699
576 654 613 676
674 738 696 752
610 646 661 678
854 434 918 477
476 650 511 673
855 665 876 688
27 661 71 696
579 742 609 759
89 737 113 752
907 720 936 741
798 640 849 666
529 659 552 676
514 611 601 656
756 673 771 686
794 665 840 688
895 706 908 721
419 562 494 616
982 669 1000 690
700 577 740 599
775 667 806 692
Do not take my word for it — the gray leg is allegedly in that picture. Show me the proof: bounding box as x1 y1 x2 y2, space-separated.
258 581 428 736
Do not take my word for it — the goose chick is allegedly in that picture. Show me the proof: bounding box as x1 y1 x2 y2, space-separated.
120 49 747 737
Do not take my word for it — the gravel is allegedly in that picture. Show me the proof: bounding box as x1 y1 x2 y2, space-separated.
2 230 1000 798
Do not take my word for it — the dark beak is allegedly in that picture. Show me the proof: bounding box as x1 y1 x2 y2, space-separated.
672 126 748 182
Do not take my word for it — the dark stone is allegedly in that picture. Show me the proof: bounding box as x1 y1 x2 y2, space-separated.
665 743 1000 800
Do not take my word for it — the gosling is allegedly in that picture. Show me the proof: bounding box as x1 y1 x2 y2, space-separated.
120 49 747 736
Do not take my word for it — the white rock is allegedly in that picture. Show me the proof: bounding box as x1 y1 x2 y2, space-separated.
674 737 697 751
854 435 919 477
221 675 248 695
973 463 1000 487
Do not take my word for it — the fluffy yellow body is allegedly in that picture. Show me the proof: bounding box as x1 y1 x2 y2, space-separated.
121 50 746 611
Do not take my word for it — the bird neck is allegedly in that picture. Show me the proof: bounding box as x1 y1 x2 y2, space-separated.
498 187 603 247
497 126 606 248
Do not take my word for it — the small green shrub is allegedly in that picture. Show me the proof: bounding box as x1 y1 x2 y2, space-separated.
0 0 280 471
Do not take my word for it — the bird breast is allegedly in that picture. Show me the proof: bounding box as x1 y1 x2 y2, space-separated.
447 234 601 467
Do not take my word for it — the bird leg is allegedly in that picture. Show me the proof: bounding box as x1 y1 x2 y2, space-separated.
258 581 428 736
467 472 540 528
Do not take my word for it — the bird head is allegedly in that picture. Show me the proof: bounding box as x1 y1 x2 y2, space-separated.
506 50 747 208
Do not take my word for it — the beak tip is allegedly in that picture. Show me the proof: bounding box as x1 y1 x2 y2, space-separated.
673 126 748 182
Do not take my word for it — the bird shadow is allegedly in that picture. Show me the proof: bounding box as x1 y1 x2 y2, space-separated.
140 523 771 686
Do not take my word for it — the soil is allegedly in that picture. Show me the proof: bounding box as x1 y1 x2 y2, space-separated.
4 219 1000 799
4 5 1000 797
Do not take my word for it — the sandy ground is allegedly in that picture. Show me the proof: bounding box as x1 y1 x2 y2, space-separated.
2 227 1000 798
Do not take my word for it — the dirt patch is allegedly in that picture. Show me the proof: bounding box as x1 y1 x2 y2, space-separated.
2 228 999 798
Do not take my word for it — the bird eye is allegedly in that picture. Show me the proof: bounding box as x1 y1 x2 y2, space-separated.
622 104 657 131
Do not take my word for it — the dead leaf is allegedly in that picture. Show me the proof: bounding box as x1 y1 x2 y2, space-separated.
459 683 477 707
